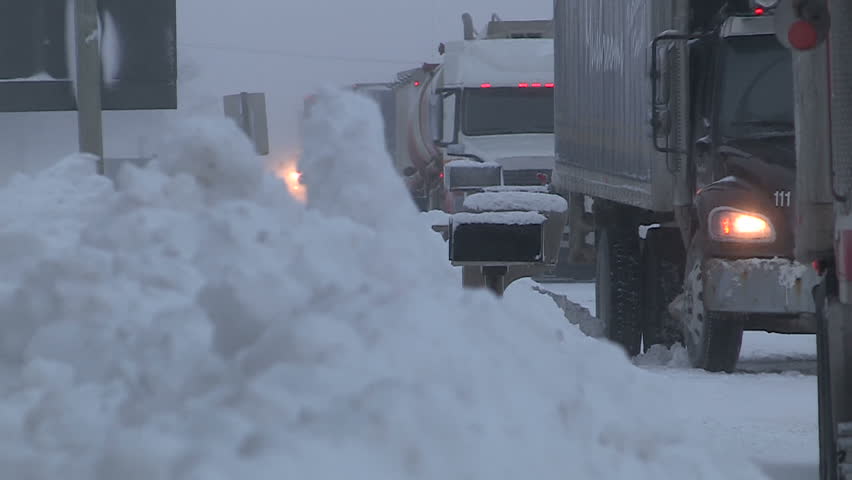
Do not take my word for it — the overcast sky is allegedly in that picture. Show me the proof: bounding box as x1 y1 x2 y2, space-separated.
178 0 553 151
0 0 552 177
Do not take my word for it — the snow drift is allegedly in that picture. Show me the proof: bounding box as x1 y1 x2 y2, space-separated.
0 89 767 479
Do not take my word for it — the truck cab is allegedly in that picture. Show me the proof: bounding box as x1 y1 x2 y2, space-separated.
552 0 820 371
432 15 556 210
669 6 816 371
689 13 795 247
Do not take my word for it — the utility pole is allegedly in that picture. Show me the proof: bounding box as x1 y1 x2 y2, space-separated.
74 0 104 175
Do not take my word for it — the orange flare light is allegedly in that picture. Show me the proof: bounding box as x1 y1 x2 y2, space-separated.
275 161 306 203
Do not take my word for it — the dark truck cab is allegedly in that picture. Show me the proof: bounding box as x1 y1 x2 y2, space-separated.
553 0 820 372
677 14 819 368
690 17 797 259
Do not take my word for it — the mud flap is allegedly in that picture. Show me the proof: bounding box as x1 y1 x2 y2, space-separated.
449 213 544 264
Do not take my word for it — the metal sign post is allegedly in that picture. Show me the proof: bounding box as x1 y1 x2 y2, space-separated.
223 92 270 155
75 0 104 175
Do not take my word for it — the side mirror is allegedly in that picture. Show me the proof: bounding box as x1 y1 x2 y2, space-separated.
430 94 442 142
440 91 458 145
650 31 695 155
432 89 460 147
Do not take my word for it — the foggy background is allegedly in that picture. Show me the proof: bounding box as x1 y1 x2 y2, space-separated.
0 0 551 178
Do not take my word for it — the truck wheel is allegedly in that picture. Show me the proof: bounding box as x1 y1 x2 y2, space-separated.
596 219 642 356
681 233 744 373
641 228 685 352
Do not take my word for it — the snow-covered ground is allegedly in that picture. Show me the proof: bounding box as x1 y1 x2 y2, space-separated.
535 282 818 480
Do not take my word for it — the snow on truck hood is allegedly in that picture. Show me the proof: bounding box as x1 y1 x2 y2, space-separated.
0 88 767 479
461 134 555 170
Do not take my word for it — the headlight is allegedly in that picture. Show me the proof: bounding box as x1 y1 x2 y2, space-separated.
708 207 776 243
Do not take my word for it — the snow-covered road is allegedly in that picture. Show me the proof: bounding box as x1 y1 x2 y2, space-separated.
536 282 818 480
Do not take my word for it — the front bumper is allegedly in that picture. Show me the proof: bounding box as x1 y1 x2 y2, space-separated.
703 258 822 314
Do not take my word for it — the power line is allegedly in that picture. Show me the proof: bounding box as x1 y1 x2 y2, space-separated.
179 42 416 66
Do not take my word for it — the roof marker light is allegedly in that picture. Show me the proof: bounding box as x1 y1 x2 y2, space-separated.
754 7 765 15
518 83 529 88
531 83 542 88
545 83 555 88
480 83 492 88
414 81 420 86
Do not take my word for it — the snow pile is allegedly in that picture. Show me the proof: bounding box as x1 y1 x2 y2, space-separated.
533 284 605 338
0 89 768 480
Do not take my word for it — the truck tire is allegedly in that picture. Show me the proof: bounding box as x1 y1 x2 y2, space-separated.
641 228 685 352
596 218 642 357
681 233 744 373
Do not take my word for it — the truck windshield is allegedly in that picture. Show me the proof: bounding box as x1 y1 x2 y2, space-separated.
718 35 793 139
462 88 554 136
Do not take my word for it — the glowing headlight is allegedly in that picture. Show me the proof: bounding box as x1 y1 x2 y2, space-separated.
708 207 776 243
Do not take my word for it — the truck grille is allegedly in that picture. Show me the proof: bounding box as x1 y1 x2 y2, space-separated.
502 169 552 186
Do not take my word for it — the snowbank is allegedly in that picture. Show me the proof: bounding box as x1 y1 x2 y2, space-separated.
0 89 767 480
533 284 605 338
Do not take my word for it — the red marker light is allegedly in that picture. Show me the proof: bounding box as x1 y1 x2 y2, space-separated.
414 81 421 86
754 7 765 15
518 83 529 88
545 83 555 88
531 83 542 88
788 20 819 50
439 171 445 179
480 83 492 88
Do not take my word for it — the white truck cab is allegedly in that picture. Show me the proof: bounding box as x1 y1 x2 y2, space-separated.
433 15 555 187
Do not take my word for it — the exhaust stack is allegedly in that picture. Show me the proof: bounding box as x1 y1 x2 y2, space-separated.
462 13 476 40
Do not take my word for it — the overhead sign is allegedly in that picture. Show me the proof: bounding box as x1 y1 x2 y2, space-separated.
0 0 177 112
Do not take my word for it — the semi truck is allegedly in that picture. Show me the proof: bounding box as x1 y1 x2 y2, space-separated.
552 0 819 371
330 14 593 280
345 14 558 213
